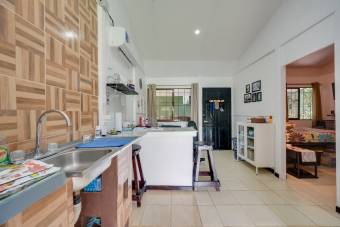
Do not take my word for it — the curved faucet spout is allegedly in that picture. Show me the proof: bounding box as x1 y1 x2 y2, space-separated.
35 110 72 158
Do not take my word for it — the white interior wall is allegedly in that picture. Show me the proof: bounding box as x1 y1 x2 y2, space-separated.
98 1 146 132
233 0 340 207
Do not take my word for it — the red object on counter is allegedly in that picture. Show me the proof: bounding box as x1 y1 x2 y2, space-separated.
139 116 143 126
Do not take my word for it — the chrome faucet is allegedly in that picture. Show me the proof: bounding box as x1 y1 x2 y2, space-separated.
35 110 72 158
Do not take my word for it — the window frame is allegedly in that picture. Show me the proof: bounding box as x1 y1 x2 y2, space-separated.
155 87 191 122
287 88 300 120
287 86 312 120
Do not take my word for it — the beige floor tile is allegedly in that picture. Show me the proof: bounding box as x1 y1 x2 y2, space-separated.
216 205 254 226
295 205 340 226
269 205 315 226
261 180 292 191
171 205 202 226
255 191 286 205
241 179 269 190
198 205 223 227
140 205 171 226
276 190 314 206
194 192 213 205
209 191 239 205
130 204 145 226
222 180 249 190
142 190 171 205
172 191 196 205
133 151 337 227
232 191 264 205
242 205 285 226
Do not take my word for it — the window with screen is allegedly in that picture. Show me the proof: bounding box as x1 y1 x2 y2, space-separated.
155 88 191 121
287 87 313 120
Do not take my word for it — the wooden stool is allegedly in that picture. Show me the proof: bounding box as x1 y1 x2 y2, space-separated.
132 144 146 207
193 142 220 191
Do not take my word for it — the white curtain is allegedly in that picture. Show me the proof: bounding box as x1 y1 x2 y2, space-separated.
147 84 157 127
191 83 199 125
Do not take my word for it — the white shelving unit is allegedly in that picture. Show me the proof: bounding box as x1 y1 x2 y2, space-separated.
237 122 275 174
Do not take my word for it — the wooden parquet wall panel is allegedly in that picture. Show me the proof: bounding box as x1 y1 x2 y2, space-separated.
0 0 98 151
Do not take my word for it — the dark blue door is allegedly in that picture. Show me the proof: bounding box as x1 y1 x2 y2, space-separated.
202 88 232 149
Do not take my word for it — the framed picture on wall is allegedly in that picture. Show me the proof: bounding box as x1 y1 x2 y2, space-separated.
256 92 262 102
252 93 257 102
246 84 251 93
252 80 261 92
244 94 251 103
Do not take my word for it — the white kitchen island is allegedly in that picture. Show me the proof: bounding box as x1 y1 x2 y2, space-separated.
118 127 197 187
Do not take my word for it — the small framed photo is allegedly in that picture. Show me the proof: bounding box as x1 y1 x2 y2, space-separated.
252 93 257 102
244 94 251 103
246 84 251 94
252 80 261 92
256 92 262 102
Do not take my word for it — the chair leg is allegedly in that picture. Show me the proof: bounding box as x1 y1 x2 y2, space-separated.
132 156 139 196
207 149 218 182
136 154 145 186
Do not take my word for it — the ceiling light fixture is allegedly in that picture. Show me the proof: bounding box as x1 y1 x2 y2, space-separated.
194 29 201 35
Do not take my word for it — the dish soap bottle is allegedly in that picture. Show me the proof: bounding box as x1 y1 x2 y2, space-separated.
0 145 9 165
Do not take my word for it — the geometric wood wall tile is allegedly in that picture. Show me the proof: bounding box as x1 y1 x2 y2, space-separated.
45 0 65 43
16 79 45 110
0 75 16 110
68 111 80 132
91 57 98 79
15 14 44 55
92 111 98 128
16 46 45 83
46 112 68 136
0 0 15 11
46 133 70 146
0 0 98 151
80 76 92 94
81 93 90 112
17 109 42 142
12 139 36 153
64 45 79 71
0 110 18 144
46 34 64 65
15 0 45 31
80 54 90 78
91 95 98 112
64 0 79 52
46 85 64 110
0 5 15 44
46 61 67 88
80 112 92 131
66 68 79 91
64 90 81 111
91 44 98 67
92 79 98 96
0 5 16 77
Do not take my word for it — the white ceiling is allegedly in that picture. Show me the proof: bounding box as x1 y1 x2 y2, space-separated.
125 0 283 61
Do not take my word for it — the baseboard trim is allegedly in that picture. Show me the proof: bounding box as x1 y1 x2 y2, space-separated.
336 206 340 214
146 185 193 191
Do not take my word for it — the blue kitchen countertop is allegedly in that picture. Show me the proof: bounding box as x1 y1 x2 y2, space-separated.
76 137 137 149
0 170 66 224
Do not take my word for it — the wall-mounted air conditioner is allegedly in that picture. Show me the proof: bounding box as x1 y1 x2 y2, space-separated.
108 27 141 68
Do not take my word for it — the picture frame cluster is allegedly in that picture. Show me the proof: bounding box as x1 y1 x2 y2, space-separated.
244 80 262 103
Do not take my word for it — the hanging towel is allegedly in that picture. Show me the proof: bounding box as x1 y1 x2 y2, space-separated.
286 144 316 162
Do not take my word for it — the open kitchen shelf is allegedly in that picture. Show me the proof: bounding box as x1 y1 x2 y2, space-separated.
107 83 138 95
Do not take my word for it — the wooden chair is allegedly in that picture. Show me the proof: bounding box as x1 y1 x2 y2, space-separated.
132 144 146 207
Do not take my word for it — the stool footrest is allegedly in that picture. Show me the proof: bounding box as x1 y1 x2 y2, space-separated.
193 180 220 191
